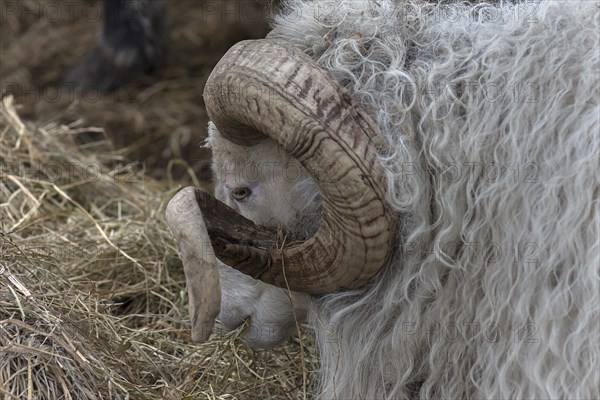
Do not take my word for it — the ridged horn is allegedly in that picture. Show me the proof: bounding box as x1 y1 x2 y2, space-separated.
201 39 395 293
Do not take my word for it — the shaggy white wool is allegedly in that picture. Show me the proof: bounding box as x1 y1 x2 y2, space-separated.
267 1 599 398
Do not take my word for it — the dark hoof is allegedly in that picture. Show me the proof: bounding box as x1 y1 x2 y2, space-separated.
64 0 166 94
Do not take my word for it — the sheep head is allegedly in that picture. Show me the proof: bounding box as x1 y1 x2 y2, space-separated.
166 39 396 341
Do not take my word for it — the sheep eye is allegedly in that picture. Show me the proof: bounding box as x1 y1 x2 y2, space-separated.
231 187 252 201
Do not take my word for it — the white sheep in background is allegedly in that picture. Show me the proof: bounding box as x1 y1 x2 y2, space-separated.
167 0 599 398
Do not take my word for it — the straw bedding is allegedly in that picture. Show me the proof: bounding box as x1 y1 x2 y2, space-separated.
1 0 316 398
0 96 316 399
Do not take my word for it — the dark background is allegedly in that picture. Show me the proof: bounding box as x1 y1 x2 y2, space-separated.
1 0 271 183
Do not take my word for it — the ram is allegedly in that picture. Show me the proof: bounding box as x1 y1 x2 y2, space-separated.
166 0 599 398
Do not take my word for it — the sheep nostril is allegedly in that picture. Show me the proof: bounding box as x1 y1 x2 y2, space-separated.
218 310 250 331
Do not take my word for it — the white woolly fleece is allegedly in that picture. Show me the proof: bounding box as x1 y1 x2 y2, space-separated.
267 1 599 398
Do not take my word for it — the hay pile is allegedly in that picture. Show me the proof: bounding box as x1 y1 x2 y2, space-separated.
0 96 317 399
1 0 270 181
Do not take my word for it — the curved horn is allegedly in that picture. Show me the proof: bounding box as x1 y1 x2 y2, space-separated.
165 187 220 342
202 39 395 293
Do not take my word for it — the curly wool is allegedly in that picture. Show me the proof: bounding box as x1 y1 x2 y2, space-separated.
269 1 599 398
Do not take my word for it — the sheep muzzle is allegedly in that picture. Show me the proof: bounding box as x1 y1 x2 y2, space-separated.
165 185 313 341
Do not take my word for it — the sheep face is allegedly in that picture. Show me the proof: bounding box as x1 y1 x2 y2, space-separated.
206 122 314 348
207 122 321 239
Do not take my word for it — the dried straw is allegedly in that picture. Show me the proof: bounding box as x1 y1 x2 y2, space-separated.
0 96 317 399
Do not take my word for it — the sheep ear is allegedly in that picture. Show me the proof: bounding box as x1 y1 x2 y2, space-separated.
165 187 221 343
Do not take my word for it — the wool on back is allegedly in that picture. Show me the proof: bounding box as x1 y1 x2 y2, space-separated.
269 1 599 398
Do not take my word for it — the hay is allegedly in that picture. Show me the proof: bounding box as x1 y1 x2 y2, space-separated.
0 96 317 399
0 0 270 182
1 1 316 397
